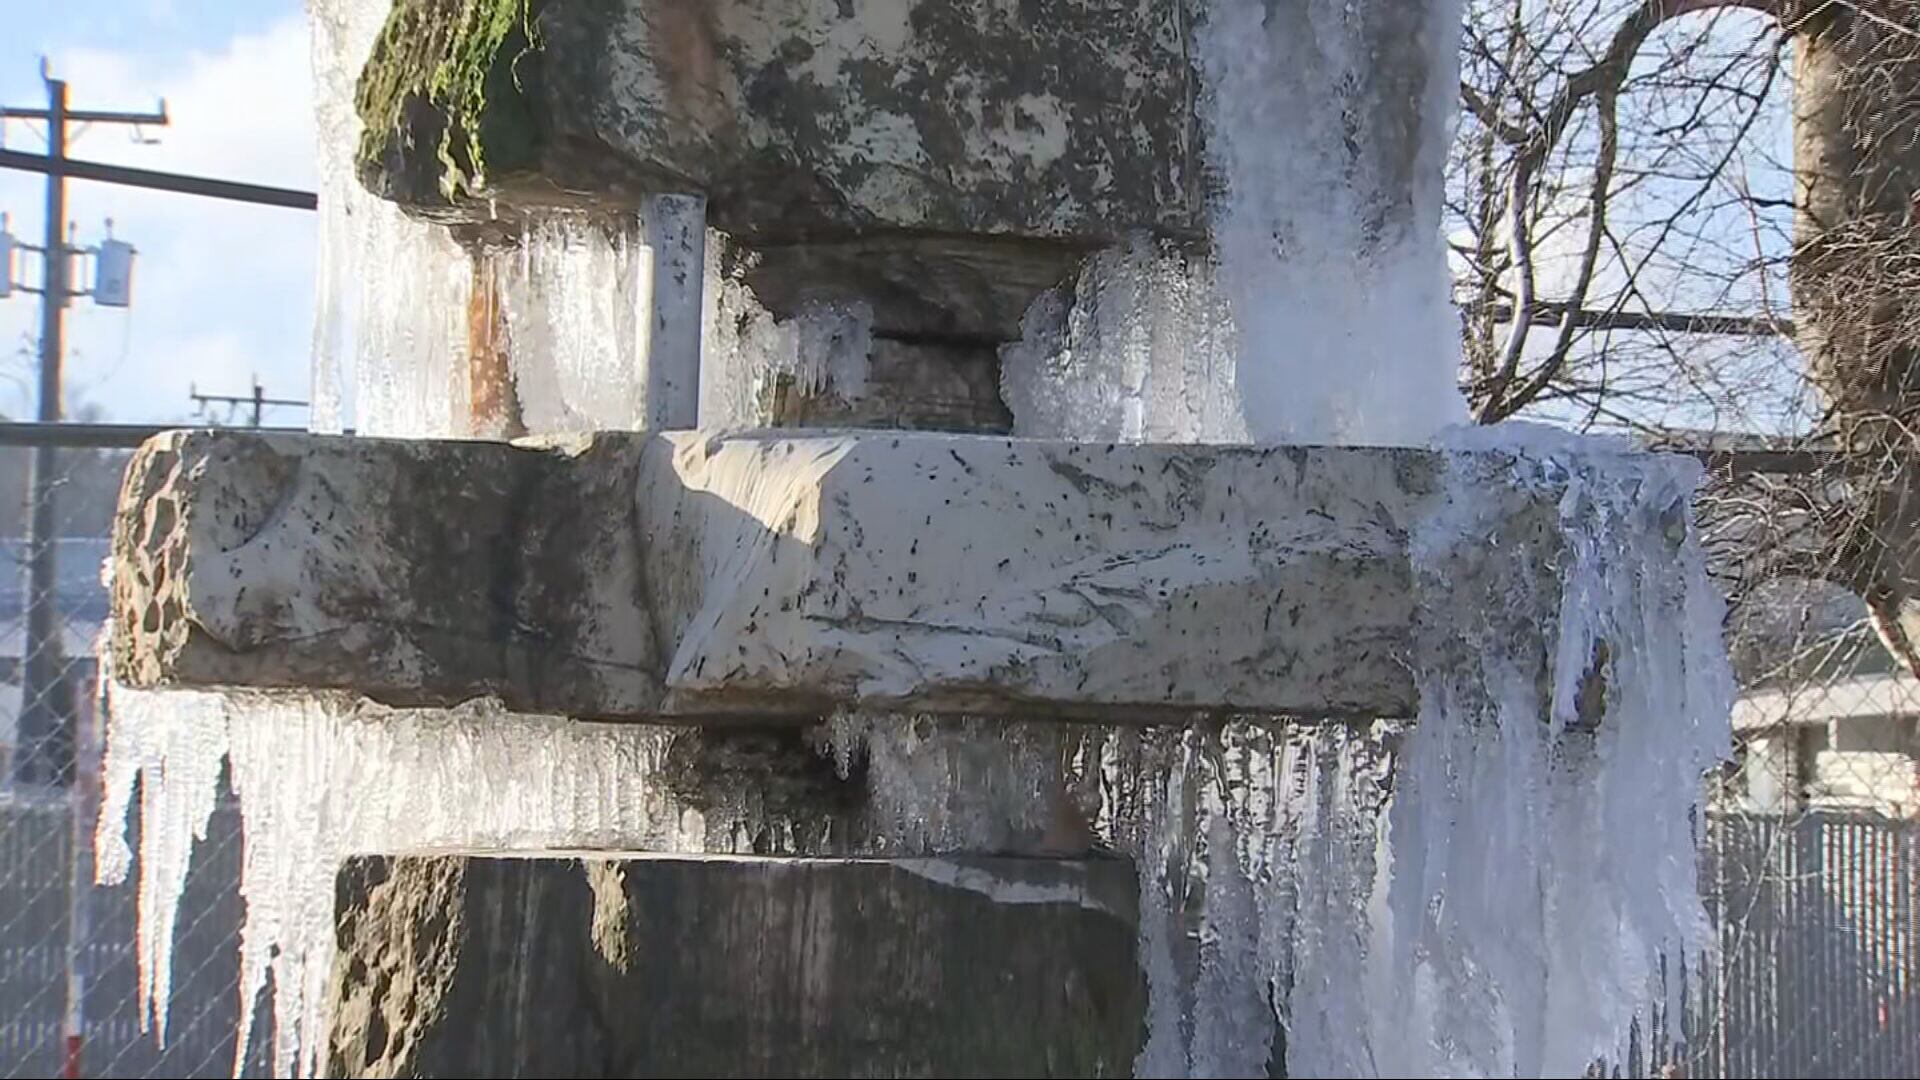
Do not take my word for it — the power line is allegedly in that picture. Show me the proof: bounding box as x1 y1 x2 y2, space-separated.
190 379 310 428
0 70 173 793
0 421 307 448
0 148 317 211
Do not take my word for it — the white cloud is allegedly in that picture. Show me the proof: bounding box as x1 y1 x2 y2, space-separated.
0 14 316 424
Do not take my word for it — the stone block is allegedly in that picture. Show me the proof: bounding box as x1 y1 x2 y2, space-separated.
110 428 1550 721
357 0 1203 247
326 853 1144 1077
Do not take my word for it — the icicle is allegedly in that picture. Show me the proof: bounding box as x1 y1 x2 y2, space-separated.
699 244 874 430
1188 765 1271 1077
1363 427 1734 1077
830 712 1068 855
95 683 228 1044
98 690 719 1076
493 213 676 433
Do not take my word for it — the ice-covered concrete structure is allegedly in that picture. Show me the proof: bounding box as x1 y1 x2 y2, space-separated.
99 1 1733 1077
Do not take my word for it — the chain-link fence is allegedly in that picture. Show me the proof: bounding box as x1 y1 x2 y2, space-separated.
0 427 1912 1078
0 431 263 1079
1672 556 1920 1080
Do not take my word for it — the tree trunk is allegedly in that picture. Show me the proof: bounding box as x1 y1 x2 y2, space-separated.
1789 3 1920 675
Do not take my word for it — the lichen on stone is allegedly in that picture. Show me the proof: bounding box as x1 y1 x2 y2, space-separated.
354 0 545 206
584 861 636 974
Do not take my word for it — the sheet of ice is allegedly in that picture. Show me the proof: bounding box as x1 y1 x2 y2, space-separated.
1356 427 1732 1077
1001 242 1244 443
1199 0 1468 445
1003 0 1468 447
1091 721 1400 1079
306 0 470 437
1077 431 1730 1079
101 502 1728 1076
96 688 706 1077
310 1 704 439
827 714 1063 855
96 700 1087 1075
493 214 653 433
488 198 705 434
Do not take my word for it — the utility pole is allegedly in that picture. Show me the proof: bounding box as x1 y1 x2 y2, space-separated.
2 69 166 788
191 379 310 428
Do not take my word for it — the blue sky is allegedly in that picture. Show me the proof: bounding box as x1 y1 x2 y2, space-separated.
0 0 314 425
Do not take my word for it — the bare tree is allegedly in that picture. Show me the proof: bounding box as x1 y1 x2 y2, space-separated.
1452 0 1920 678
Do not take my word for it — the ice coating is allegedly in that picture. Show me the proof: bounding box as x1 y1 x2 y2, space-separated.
1001 242 1245 443
106 0 1734 1076
1364 429 1732 1076
1199 0 1468 445
830 714 1063 854
96 691 682 1076
1082 433 1731 1078
306 0 470 437
95 700 1085 1075
492 215 650 433
700 242 874 430
1002 0 1469 447
101 501 1730 1078
310 4 700 438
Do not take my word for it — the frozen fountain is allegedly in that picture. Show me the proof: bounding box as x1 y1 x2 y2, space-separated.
99 1 1732 1077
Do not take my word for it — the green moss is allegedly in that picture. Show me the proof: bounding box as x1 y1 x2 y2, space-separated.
354 0 544 204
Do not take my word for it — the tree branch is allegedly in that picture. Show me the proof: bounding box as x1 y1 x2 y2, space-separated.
1503 78 1624 417
1471 0 1785 421
1481 158 1541 421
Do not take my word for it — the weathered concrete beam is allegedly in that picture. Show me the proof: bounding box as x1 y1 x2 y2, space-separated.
353 0 1213 346
111 430 661 717
327 853 1145 1077
113 428 1502 721
357 0 1204 247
